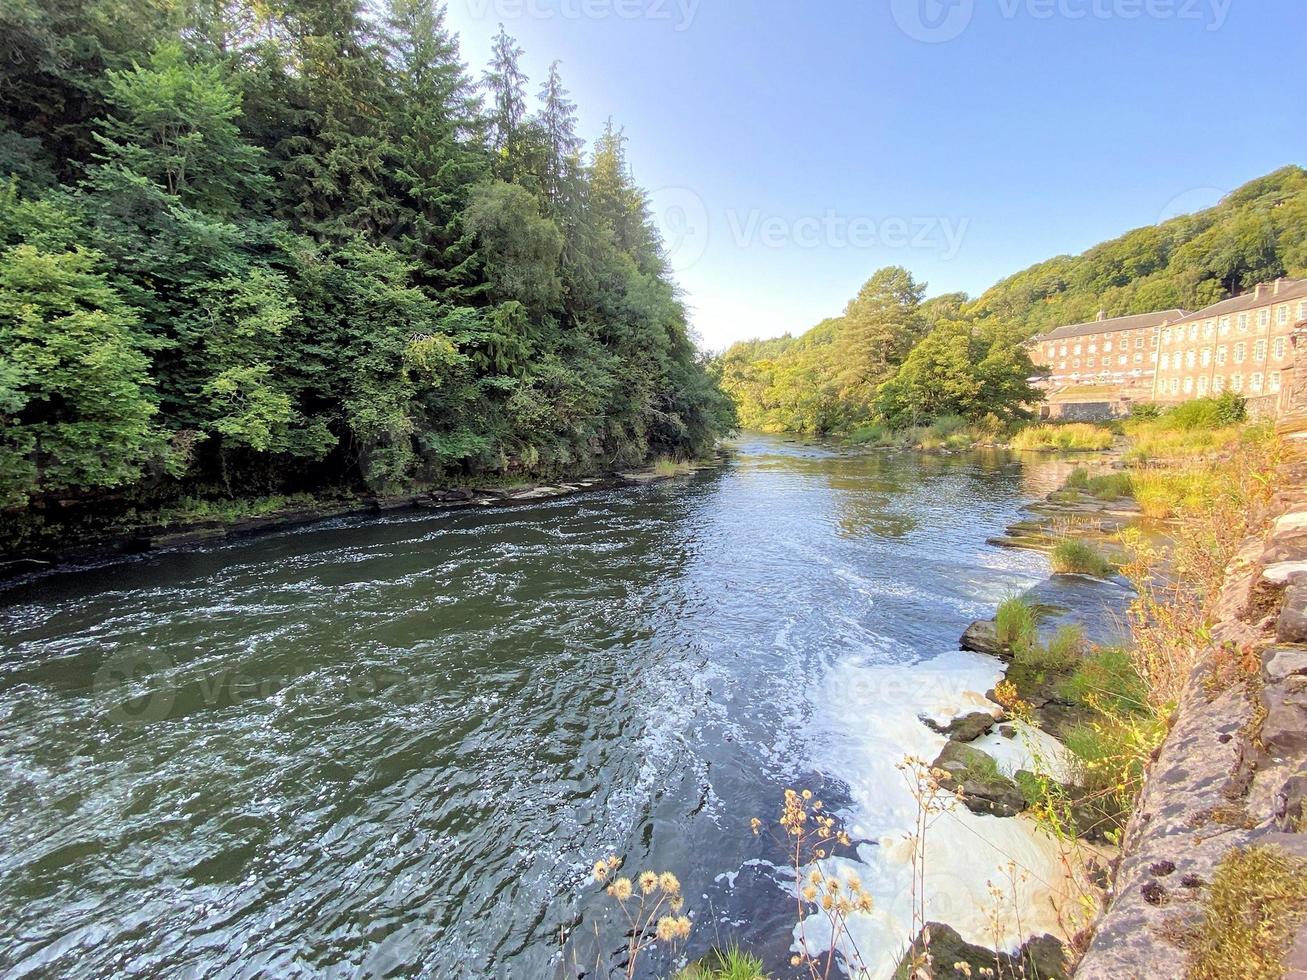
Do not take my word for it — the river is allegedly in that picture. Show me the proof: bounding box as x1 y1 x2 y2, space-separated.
0 435 1088 979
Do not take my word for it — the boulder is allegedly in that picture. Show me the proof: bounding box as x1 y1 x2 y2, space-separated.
892 923 1070 980
1277 583 1307 642
922 710 999 743
959 619 1010 661
932 741 1026 818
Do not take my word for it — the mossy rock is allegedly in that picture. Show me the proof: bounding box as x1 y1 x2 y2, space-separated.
932 741 1026 818
892 922 1070 979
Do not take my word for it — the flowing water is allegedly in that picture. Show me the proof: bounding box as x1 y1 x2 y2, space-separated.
0 435 1108 979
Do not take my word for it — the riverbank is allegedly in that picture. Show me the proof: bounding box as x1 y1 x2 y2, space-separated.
0 458 712 586
893 409 1307 978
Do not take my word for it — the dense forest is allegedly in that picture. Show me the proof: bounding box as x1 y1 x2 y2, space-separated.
720 165 1307 434
0 0 734 539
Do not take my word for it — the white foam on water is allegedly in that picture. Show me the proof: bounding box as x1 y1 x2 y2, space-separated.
795 649 1079 979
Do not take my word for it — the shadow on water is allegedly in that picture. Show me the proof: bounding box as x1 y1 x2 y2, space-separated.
0 434 1110 979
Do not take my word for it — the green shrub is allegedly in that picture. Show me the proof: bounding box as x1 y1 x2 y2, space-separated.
1050 539 1116 578
1065 467 1090 489
1166 391 1247 432
995 595 1038 651
1189 845 1307 980
1059 645 1148 716
848 423 893 446
1128 402 1162 420
1062 715 1161 825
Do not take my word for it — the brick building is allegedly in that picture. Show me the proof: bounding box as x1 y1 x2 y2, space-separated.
1150 277 1307 412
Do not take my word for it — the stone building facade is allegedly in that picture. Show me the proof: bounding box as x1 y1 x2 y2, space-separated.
1028 278 1307 418
1150 278 1307 411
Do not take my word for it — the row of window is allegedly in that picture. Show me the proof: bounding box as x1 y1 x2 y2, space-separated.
1162 302 1307 344
1163 372 1281 396
1158 337 1287 370
1044 333 1148 359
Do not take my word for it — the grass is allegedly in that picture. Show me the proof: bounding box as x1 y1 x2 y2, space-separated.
1058 645 1149 716
1189 845 1307 980
652 458 691 477
1128 469 1219 520
1061 715 1162 827
1012 623 1085 673
1050 539 1117 578
147 492 325 525
995 594 1038 651
1065 467 1090 489
676 946 769 980
1010 422 1115 452
1086 472 1133 501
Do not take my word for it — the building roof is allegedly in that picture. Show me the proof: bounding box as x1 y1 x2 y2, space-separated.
1037 309 1188 342
1169 278 1307 326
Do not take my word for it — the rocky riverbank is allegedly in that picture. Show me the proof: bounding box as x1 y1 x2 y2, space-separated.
899 426 1307 979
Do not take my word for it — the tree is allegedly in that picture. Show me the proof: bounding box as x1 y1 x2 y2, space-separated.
833 266 928 407
482 24 526 167
0 245 160 507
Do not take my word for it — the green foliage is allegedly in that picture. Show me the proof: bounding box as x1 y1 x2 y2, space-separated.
1166 391 1247 431
0 244 161 508
1050 539 1117 578
1189 845 1307 980
0 8 733 546
1065 467 1089 489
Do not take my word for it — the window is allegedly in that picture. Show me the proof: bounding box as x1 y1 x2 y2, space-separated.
1232 374 1244 392
1134 352 1143 364
1189 323 1199 340
1260 309 1271 328
1073 344 1082 355
1274 337 1287 360
1220 316 1232 335
1170 378 1180 394
1087 357 1096 368
1046 344 1055 357
1254 339 1267 362
1237 313 1248 332
1204 320 1215 338
1216 346 1227 366
1234 342 1246 364
1088 343 1097 353
1186 350 1196 368
1213 375 1225 393
1060 345 1067 357
1072 358 1081 369
1182 377 1193 394
1201 347 1211 367
1272 371 1282 392
1197 375 1209 395
1162 327 1172 343
1252 372 1264 392
1159 353 1169 370
1135 335 1144 350
1103 340 1112 353
1118 354 1127 366
1299 301 1307 322
1279 305 1291 326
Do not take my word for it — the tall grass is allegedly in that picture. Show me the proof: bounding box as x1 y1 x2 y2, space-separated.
995 594 1038 651
1050 539 1117 578
1011 423 1114 452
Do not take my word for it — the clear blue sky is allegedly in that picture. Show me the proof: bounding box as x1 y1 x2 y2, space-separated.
443 0 1307 351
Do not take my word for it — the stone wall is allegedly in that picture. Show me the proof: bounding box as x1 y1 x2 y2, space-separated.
1073 473 1307 978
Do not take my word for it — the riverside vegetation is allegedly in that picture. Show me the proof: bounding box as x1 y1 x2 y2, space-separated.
0 0 735 557
717 166 1307 443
